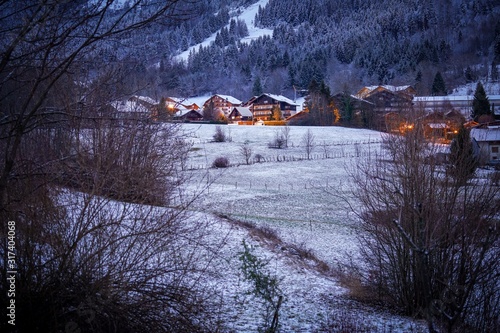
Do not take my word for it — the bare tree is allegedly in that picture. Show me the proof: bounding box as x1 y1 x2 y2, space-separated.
281 125 291 148
0 2 228 332
0 0 192 209
269 128 286 149
302 129 315 160
240 140 253 165
349 123 500 332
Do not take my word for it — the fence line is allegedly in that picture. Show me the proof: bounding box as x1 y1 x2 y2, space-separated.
193 138 382 146
184 142 382 171
198 179 338 193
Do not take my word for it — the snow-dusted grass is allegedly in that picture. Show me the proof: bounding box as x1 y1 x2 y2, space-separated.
178 123 427 331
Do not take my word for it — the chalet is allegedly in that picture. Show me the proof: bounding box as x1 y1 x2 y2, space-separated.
247 93 298 121
152 97 200 121
111 96 155 121
422 110 465 141
470 122 500 165
356 85 416 101
164 97 200 112
173 109 203 122
129 95 157 110
203 94 242 118
228 107 253 124
355 85 416 131
331 92 375 128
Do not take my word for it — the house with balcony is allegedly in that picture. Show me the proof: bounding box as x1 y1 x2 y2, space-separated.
247 93 298 121
203 94 242 119
355 85 416 131
228 107 253 124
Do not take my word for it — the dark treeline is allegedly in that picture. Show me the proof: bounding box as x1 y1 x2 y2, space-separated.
89 0 499 101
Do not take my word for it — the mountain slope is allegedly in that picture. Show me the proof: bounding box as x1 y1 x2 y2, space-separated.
107 0 500 100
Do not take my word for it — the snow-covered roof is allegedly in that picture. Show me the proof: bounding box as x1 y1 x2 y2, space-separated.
132 95 157 105
176 109 202 117
231 106 253 117
471 126 500 142
428 123 447 129
414 95 473 102
262 93 298 105
111 100 150 113
167 97 199 107
214 94 242 105
364 85 412 93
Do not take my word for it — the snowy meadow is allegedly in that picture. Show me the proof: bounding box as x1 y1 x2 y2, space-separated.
177 124 428 332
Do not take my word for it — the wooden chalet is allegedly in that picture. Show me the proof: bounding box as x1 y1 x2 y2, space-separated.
203 94 242 118
173 109 203 122
248 93 298 121
152 97 200 121
331 92 375 128
164 97 200 112
228 106 253 124
355 85 416 131
111 96 155 122
422 110 465 141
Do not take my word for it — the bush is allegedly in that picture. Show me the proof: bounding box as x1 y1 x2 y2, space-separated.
213 126 227 142
212 156 230 168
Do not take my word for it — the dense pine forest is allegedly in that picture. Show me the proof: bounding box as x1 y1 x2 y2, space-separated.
95 0 499 100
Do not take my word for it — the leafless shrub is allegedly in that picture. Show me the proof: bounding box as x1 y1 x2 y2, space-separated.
1 121 225 332
213 125 228 142
268 129 287 149
348 123 500 332
0 0 230 327
212 156 230 168
55 122 189 206
254 154 265 163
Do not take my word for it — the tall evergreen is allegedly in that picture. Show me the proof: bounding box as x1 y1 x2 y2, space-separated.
252 76 263 96
305 80 335 126
431 71 447 96
449 125 476 184
471 81 491 121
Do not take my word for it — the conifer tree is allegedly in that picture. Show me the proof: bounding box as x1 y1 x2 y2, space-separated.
491 62 499 82
431 71 447 96
449 125 477 184
253 76 263 96
471 81 491 121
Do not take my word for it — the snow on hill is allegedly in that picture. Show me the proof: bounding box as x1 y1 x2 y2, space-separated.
178 123 428 332
450 81 500 96
175 0 273 62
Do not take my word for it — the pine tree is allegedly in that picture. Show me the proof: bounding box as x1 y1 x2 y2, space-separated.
471 81 491 121
491 62 499 82
449 125 477 184
431 71 447 96
252 76 263 96
464 66 475 83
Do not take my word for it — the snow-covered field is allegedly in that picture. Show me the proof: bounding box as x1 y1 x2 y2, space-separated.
178 124 427 332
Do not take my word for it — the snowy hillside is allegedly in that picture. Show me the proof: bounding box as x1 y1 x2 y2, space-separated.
176 0 273 62
177 124 428 332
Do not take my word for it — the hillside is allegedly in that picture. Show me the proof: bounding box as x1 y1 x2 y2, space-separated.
100 0 500 101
